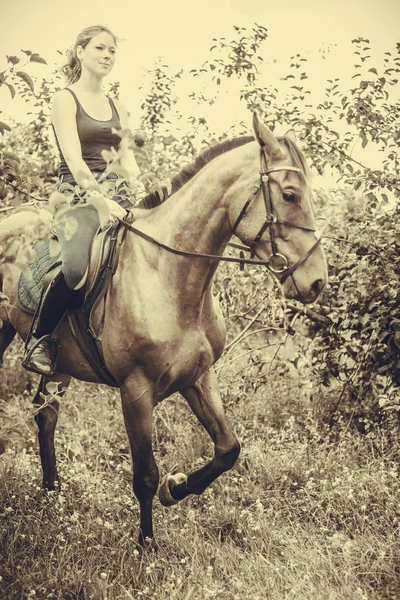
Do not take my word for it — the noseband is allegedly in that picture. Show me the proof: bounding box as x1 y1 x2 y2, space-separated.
230 149 321 283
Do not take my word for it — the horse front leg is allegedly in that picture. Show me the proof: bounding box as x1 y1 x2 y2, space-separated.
159 369 240 506
34 373 71 490
120 376 159 550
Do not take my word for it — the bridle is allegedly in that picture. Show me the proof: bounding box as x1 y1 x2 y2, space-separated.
120 148 321 281
230 148 321 283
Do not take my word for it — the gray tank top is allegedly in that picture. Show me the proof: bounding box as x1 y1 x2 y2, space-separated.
54 87 121 179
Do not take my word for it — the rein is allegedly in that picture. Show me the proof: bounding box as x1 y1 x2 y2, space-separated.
119 216 275 268
119 149 321 278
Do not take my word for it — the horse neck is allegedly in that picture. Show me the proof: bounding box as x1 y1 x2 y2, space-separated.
125 144 255 306
141 146 253 254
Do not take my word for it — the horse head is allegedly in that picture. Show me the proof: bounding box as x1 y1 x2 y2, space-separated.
229 112 327 304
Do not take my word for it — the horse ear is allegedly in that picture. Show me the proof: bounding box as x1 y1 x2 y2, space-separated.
284 128 297 143
252 112 282 158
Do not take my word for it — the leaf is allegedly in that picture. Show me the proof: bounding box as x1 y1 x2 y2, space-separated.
45 381 60 395
6 55 20 65
67 440 83 459
85 195 111 228
30 53 47 65
16 71 34 92
5 82 15 99
368 68 378 75
49 190 69 211
56 212 78 241
49 238 61 258
21 50 32 56
101 148 114 164
29 175 44 190
0 121 11 135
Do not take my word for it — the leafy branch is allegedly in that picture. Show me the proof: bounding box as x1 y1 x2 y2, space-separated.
0 49 48 134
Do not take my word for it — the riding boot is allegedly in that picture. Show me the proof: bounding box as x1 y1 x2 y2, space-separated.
22 272 74 375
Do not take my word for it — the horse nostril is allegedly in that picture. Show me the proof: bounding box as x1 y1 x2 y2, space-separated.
311 279 324 296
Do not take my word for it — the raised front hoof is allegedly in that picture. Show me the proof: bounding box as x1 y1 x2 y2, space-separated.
159 473 187 507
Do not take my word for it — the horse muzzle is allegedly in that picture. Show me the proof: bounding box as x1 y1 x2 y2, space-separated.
281 260 327 304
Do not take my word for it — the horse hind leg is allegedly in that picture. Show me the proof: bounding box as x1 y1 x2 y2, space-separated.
0 313 16 365
159 369 240 506
34 373 71 490
0 269 16 364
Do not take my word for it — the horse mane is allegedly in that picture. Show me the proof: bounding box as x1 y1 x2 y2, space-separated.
138 134 308 209
139 136 254 209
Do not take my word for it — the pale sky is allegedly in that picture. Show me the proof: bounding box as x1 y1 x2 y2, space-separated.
0 0 398 170
1 0 398 65
1 0 398 113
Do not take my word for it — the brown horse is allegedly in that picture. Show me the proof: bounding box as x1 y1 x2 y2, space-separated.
0 114 327 549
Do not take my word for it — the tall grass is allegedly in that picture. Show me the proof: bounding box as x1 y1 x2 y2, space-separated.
0 346 399 600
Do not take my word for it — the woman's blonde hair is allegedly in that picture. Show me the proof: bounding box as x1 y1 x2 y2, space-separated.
62 25 118 85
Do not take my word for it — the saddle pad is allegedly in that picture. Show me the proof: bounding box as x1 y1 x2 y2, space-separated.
18 240 61 314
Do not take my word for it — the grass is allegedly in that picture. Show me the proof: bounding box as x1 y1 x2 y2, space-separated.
0 344 399 600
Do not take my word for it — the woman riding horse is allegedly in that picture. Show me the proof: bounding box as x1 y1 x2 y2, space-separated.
23 25 170 376
0 24 328 547
0 112 327 549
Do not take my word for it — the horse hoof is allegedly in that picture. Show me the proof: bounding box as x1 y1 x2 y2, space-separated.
43 478 60 492
159 472 187 507
137 536 159 553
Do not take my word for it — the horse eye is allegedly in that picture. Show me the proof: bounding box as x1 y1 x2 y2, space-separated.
283 192 298 203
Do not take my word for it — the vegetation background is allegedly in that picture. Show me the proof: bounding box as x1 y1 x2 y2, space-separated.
0 15 399 600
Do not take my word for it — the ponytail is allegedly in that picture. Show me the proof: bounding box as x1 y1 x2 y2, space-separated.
62 48 82 85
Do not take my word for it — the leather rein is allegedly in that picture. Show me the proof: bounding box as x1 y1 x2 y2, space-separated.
119 149 321 281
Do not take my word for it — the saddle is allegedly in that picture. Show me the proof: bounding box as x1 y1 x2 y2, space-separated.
18 215 129 387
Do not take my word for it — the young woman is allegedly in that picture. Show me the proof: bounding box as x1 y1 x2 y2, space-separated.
23 25 169 375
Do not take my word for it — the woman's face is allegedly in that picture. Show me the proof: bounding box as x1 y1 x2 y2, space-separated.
78 31 116 78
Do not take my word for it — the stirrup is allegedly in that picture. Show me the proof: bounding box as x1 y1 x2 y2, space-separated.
22 334 58 376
